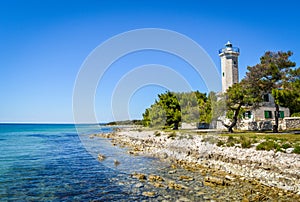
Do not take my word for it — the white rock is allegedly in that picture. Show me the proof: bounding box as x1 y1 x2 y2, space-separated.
286 148 294 154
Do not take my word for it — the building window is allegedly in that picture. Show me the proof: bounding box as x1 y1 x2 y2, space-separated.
244 111 252 119
280 111 284 118
264 111 272 119
263 94 269 102
222 72 224 77
279 111 284 118
274 111 285 118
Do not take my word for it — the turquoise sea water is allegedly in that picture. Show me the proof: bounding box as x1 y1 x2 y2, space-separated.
0 124 162 201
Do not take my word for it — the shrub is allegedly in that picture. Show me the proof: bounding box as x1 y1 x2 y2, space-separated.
217 140 225 146
202 136 218 144
227 136 235 143
167 132 176 139
154 131 161 137
187 134 194 139
291 112 300 117
282 143 292 149
226 142 235 147
238 136 252 148
225 136 236 147
294 145 300 154
256 141 280 151
241 138 252 148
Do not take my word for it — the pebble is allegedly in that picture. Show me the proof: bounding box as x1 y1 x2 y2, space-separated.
286 148 294 154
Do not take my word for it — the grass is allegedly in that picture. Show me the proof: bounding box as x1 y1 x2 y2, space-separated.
218 131 300 153
147 127 300 154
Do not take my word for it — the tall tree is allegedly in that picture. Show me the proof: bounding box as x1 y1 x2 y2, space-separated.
221 81 257 132
142 91 212 129
246 51 297 132
177 92 200 123
142 91 181 129
272 67 300 116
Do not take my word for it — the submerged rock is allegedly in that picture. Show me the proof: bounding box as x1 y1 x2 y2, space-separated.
179 175 194 181
114 160 120 166
151 182 165 188
168 170 177 174
148 174 164 182
134 182 144 188
168 181 186 190
97 154 106 161
131 173 147 181
142 191 156 197
204 176 224 185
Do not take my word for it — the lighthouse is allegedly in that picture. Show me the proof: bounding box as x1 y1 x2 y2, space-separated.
219 41 240 93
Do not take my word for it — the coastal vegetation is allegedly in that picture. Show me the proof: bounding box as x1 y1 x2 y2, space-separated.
106 119 143 126
142 91 214 129
245 51 299 132
142 51 300 132
216 131 300 153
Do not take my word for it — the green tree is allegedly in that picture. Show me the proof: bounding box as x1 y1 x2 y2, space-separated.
142 91 213 129
148 103 167 127
194 91 212 123
177 92 199 123
142 108 150 127
221 81 256 132
209 91 224 124
246 51 297 132
157 91 181 129
142 91 181 129
216 79 261 133
273 68 300 116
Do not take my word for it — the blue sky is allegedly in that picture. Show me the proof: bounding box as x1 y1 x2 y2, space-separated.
1 0 300 123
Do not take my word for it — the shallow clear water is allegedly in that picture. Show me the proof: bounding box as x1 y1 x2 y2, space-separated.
0 124 163 201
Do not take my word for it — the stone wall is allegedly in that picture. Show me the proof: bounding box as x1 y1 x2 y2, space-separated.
284 117 300 129
237 118 300 131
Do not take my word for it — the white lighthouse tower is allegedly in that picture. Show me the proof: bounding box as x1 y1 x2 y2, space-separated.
219 41 240 93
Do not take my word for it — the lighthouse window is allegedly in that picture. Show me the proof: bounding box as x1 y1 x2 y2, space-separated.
222 72 224 77
233 61 237 65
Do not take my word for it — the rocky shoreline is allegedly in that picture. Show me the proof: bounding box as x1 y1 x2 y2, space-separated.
91 127 300 201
